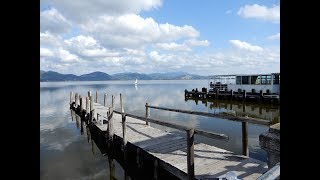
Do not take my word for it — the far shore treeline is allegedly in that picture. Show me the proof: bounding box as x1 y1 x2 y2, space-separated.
40 70 207 82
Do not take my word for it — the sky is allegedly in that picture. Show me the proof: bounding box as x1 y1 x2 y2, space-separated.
40 0 280 76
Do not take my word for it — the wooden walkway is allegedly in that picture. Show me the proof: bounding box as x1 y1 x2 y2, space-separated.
89 102 268 179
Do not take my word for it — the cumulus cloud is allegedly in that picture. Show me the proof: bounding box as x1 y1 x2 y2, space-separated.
81 14 199 48
43 0 162 22
268 33 280 40
229 40 263 52
40 48 54 57
40 8 72 34
154 42 191 51
238 4 280 23
185 39 210 47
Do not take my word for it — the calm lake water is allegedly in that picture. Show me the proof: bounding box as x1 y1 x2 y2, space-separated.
40 80 279 180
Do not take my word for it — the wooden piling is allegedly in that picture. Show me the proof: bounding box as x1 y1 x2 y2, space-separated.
79 96 83 111
104 93 107 107
86 97 89 112
230 90 233 100
75 93 78 107
95 91 98 103
90 95 93 112
120 94 127 147
146 103 150 126
108 107 114 139
243 90 246 100
187 128 195 180
88 91 91 97
242 121 249 156
91 109 95 122
70 92 73 104
154 159 159 180
112 95 115 109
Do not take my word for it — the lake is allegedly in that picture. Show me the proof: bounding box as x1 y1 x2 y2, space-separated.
40 80 279 179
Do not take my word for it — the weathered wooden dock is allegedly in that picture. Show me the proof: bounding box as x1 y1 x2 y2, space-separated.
70 91 274 180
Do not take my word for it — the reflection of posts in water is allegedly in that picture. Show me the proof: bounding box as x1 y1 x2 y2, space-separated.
243 103 246 113
76 115 80 129
108 156 115 180
230 103 233 110
80 119 84 135
259 106 262 114
86 126 90 143
91 136 95 155
71 110 74 121
242 121 249 156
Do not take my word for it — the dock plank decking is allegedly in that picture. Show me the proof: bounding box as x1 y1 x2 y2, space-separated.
89 102 268 179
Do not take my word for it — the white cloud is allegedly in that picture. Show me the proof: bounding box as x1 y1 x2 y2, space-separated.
43 0 162 22
268 33 280 40
238 4 280 23
81 14 199 48
40 8 72 34
155 42 191 51
229 40 263 52
40 48 54 57
185 39 210 47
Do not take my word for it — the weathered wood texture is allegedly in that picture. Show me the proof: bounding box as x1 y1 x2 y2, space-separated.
72 100 268 179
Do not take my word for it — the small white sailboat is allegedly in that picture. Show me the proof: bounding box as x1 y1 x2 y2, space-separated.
134 79 138 85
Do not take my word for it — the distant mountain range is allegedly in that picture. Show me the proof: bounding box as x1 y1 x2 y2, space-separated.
40 70 207 82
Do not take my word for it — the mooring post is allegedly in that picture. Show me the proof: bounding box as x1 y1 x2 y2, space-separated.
75 93 79 108
242 121 249 156
230 89 233 100
243 90 246 100
79 96 83 111
91 109 95 122
146 102 150 126
108 107 114 140
260 90 263 99
95 91 98 103
70 92 73 104
86 97 89 113
112 95 114 109
90 95 93 113
104 93 107 107
187 128 195 180
120 93 127 147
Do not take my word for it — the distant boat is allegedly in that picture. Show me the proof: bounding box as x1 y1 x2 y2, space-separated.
135 79 138 85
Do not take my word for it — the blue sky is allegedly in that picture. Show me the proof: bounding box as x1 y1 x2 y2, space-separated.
40 0 279 75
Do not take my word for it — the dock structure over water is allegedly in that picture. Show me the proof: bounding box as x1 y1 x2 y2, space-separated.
185 73 280 104
70 91 279 179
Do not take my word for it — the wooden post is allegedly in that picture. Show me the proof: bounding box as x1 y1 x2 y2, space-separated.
242 121 249 156
88 90 91 97
111 95 115 109
86 97 89 113
243 90 246 100
104 93 107 107
108 107 114 139
95 91 98 103
70 92 73 104
230 90 233 100
75 93 78 107
146 103 150 126
79 96 83 111
187 129 195 180
120 94 127 147
91 109 95 122
90 95 93 112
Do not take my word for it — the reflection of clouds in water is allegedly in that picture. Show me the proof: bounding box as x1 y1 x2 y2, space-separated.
41 127 80 151
70 169 107 180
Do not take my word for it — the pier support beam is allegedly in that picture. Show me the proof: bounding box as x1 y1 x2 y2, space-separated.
259 123 280 169
186 128 195 180
146 103 150 126
242 122 249 156
96 91 98 103
104 93 107 107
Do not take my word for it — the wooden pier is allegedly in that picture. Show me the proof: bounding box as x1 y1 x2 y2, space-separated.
70 91 273 180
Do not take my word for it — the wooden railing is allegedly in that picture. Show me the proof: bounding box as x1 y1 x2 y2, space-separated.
145 104 271 157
